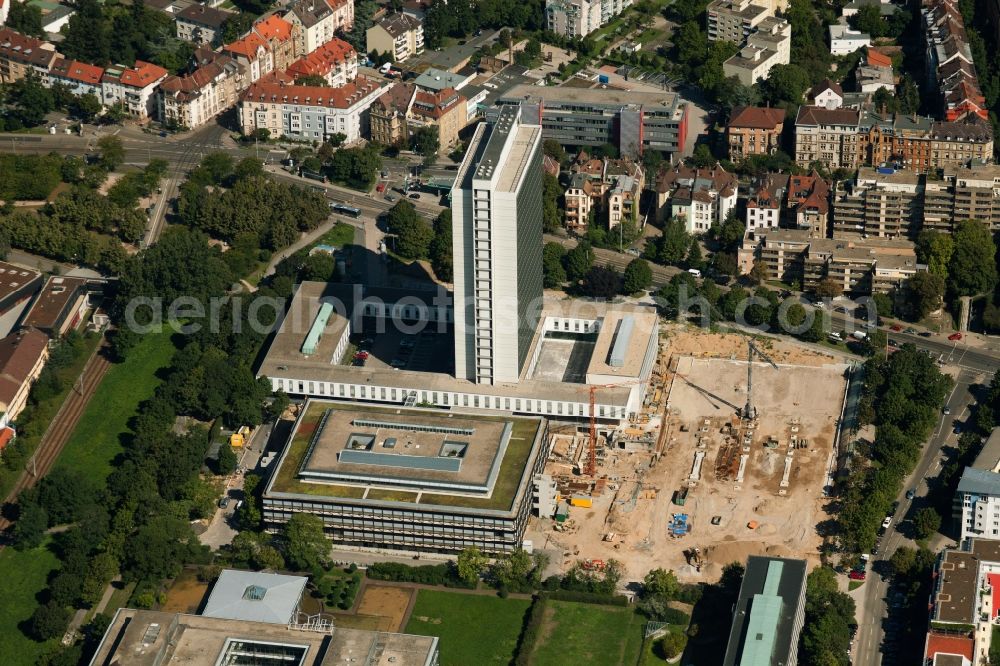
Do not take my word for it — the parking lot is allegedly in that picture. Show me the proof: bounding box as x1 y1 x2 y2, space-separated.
346 319 454 375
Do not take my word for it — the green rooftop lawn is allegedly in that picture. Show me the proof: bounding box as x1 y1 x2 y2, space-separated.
269 401 540 511
404 590 530 666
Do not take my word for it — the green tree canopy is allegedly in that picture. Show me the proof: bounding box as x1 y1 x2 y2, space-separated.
948 220 997 296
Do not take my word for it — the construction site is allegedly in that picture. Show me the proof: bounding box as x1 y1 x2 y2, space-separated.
527 327 851 583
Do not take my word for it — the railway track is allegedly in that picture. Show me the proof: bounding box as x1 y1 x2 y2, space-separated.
0 339 112 537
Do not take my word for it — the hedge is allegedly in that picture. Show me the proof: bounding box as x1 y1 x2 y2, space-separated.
513 595 549 666
547 590 629 606
365 561 474 589
658 607 691 625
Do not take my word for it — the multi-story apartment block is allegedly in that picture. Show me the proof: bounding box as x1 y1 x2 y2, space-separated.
285 37 357 87
174 4 233 46
957 429 1000 544
564 173 602 232
496 85 689 159
253 14 296 73
745 173 787 231
832 167 923 239
786 171 831 236
607 173 642 230
158 53 243 129
286 0 354 57
726 105 785 158
794 105 862 169
924 0 987 121
366 13 424 63
101 60 168 119
545 0 632 38
407 87 467 154
740 228 921 294
369 81 415 147
654 163 738 233
46 58 103 98
722 16 790 86
706 0 770 43
239 77 384 143
0 28 60 84
451 105 544 385
223 32 273 83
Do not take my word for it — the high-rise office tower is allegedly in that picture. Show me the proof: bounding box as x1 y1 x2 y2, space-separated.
451 106 544 384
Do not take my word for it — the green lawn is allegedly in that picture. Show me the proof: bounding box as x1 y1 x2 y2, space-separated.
404 590 530 666
528 601 646 666
315 222 355 249
54 329 176 481
639 625 687 665
0 539 62 666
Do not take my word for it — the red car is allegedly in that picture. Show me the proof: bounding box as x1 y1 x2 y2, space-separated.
376 182 386 193
889 324 903 332
948 332 963 341
354 350 370 360
849 570 866 580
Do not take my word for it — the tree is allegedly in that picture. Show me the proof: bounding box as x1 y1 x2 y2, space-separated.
657 632 688 659
543 243 567 288
747 259 768 285
760 63 812 106
97 136 125 171
581 265 622 298
622 258 653 294
543 173 562 233
949 220 997 296
543 139 566 163
456 546 488 585
905 272 944 320
888 546 916 576
385 201 433 259
563 242 594 282
815 278 843 298
429 210 453 282
12 503 48 550
916 230 954 280
643 568 680 600
282 514 329 571
801 313 825 342
221 13 254 43
410 126 440 157
29 601 71 641
295 74 329 86
217 444 238 475
913 507 942 539
656 219 691 266
850 4 887 37
69 93 103 122
7 1 44 36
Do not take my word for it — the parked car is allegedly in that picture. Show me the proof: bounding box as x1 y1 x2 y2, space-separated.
954 424 963 434
849 570 866 580
905 327 917 334
943 406 951 415
906 489 916 500
385 195 396 202
881 516 892 530
218 497 230 509
948 332 963 341
408 193 420 199
890 324 903 332
376 182 386 193
354 350 370 360
919 331 933 337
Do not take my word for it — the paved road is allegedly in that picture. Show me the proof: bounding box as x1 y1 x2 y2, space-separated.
198 424 270 551
853 369 981 666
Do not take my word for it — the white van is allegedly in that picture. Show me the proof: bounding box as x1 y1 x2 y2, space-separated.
687 268 702 279
828 331 843 342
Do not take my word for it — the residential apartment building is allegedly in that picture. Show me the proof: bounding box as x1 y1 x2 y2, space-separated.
654 163 738 233
924 0 987 121
856 47 894 93
745 173 787 231
744 171 831 236
829 22 871 55
832 167 923 239
407 87 467 154
253 14 296 73
706 0 770 43
286 0 354 56
0 27 60 84
726 105 785 158
451 105 544 385
366 13 424 63
0 327 50 426
238 77 385 143
46 58 103 98
794 105 862 169
223 32 273 83
723 556 808 666
722 16 791 86
957 429 1000 543
158 53 243 129
496 85 689 159
925 541 998 665
369 81 416 147
545 0 632 38
285 36 357 87
740 228 921 294
174 4 233 46
564 173 602 232
101 60 168 119
607 173 642 230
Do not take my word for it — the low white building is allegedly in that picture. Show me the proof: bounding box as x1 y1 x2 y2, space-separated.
41 5 74 34
958 429 1000 543
238 76 386 143
829 23 871 56
101 60 168 119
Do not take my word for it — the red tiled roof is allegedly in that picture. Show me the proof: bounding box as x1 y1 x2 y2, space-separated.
254 14 293 43
925 633 974 662
225 32 268 60
866 47 892 68
410 86 463 120
241 76 382 109
0 427 14 452
286 37 355 78
49 57 104 85
115 60 168 88
729 106 784 130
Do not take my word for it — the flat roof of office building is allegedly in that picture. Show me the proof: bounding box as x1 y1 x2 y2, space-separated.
20 275 88 332
0 262 41 303
498 82 681 110
202 570 307 624
266 400 544 513
934 550 979 624
89 608 438 666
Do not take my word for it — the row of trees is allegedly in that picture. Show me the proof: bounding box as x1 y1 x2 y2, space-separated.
542 241 654 296
383 201 453 281
422 0 544 49
0 76 106 131
799 567 856 665
838 346 953 555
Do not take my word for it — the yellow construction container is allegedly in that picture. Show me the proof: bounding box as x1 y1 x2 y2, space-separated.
229 432 245 449
624 428 644 437
570 495 593 508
